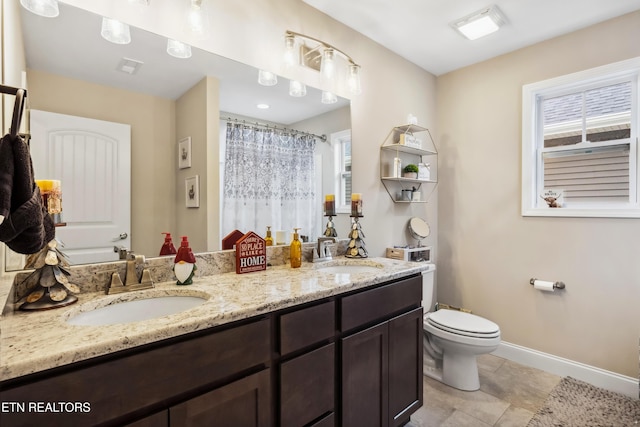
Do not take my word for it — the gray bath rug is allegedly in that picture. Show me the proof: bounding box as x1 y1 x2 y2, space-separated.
527 376 640 426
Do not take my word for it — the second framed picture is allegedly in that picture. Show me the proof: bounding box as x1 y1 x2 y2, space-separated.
185 175 200 208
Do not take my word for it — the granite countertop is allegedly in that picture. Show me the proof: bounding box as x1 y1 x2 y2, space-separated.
0 257 431 382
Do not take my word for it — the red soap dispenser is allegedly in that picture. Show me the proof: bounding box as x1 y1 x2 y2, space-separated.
159 232 177 256
174 236 197 285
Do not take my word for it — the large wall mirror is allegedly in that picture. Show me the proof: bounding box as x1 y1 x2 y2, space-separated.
5 2 351 271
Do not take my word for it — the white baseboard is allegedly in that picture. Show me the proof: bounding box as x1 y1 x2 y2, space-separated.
492 341 639 399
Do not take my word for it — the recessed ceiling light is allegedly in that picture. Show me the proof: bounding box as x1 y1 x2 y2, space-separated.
451 5 505 41
257 104 270 109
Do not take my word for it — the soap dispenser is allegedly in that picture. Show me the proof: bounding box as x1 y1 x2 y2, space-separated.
174 236 197 285
290 228 302 268
265 226 273 246
159 232 177 256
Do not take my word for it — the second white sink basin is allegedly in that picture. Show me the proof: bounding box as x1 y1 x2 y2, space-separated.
67 295 208 326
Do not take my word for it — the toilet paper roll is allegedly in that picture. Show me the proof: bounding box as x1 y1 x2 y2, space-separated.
533 280 555 292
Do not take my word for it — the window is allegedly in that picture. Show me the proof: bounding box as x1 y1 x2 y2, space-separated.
332 129 352 213
522 57 640 217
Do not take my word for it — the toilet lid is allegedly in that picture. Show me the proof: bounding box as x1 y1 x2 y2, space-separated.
426 309 500 338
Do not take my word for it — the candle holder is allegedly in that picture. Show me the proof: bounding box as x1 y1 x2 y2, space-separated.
19 240 80 311
323 215 338 237
345 216 368 258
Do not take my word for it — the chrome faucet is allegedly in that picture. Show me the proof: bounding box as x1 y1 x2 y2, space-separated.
108 247 154 294
313 237 336 262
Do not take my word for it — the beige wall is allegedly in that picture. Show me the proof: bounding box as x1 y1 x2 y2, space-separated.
436 11 640 377
25 70 176 257
175 76 220 253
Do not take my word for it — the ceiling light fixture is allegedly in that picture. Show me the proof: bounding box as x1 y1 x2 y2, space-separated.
101 17 131 44
289 80 307 97
451 5 505 40
185 0 210 40
256 104 270 109
258 70 278 86
20 0 59 18
167 39 192 59
284 30 362 96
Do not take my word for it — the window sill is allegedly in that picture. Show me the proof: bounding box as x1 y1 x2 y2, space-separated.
522 207 640 218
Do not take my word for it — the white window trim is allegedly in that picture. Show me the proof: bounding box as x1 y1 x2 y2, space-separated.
522 56 640 218
331 129 352 214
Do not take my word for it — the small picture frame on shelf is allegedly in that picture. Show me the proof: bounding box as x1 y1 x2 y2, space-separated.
185 175 199 208
178 137 192 169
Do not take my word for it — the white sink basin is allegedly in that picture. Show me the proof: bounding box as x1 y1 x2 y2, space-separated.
315 261 383 274
67 295 208 326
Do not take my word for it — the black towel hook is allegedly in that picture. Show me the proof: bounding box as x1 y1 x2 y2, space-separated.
1 84 28 138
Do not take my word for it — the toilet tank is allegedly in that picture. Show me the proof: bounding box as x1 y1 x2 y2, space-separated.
421 264 436 313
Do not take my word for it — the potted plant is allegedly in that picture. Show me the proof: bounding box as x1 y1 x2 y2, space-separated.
403 164 419 179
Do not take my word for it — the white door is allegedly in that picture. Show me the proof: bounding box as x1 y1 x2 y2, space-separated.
30 110 131 264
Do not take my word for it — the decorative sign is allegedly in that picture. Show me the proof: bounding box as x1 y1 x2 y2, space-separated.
541 189 563 208
235 231 267 274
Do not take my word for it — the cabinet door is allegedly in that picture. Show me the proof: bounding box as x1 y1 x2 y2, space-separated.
341 322 388 427
170 370 271 427
388 308 423 427
125 411 168 427
280 343 335 427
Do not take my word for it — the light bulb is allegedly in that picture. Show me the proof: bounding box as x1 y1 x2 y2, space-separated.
20 0 59 18
321 91 337 104
321 48 335 81
289 80 307 97
283 34 296 68
167 39 192 59
347 64 362 95
101 17 131 45
258 70 278 86
185 0 209 40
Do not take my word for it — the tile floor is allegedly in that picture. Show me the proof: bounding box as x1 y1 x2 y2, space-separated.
408 353 562 427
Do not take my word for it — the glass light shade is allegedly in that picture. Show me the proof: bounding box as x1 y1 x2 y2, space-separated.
321 91 337 104
320 48 335 81
289 80 307 97
20 0 59 18
283 34 297 68
347 64 362 95
101 17 131 45
167 39 192 59
185 0 210 40
258 70 278 86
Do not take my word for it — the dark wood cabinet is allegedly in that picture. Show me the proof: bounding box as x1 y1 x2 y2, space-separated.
340 275 423 427
0 273 422 427
170 370 271 427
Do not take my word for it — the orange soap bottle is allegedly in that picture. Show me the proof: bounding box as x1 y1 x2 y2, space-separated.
159 232 177 256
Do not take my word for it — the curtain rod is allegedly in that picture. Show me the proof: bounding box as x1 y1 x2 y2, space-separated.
222 116 327 142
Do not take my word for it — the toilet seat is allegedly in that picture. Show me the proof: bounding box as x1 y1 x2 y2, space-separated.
425 309 500 339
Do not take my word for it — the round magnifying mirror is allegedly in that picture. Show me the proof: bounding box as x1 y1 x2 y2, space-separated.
408 217 430 247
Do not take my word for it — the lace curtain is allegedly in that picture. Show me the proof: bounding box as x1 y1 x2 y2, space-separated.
222 123 318 240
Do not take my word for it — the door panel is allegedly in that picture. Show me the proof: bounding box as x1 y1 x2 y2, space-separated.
30 110 130 264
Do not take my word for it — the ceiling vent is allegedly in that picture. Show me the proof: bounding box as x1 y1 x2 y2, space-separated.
117 57 144 75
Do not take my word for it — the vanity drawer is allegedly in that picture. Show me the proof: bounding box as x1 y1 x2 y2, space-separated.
280 300 335 355
341 275 421 332
0 318 271 426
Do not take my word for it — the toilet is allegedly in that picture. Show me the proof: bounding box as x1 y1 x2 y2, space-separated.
421 266 501 391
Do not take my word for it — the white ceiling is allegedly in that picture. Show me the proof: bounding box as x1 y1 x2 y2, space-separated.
302 0 640 76
20 3 348 125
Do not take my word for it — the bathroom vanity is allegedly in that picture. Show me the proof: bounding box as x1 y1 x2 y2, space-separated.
0 258 428 427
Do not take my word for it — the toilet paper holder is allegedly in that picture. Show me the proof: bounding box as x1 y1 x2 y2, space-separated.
529 278 566 289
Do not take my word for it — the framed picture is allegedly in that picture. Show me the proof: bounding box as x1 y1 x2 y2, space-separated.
185 175 200 208
178 137 192 169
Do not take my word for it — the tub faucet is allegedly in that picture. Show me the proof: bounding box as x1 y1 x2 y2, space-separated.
313 237 336 262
